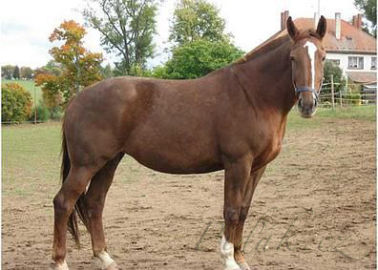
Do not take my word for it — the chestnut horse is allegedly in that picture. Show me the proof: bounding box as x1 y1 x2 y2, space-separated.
52 17 327 270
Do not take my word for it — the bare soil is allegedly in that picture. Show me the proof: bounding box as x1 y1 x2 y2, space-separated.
2 118 376 269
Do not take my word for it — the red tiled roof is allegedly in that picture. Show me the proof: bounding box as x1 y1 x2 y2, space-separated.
346 71 377 83
272 18 376 54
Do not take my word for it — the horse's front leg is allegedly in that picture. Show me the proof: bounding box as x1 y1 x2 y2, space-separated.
220 155 253 270
233 166 266 270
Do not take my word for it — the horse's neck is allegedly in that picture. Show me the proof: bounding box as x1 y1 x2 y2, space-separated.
232 40 296 115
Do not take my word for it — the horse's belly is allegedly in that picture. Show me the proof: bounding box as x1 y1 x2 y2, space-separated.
123 131 222 174
131 155 223 174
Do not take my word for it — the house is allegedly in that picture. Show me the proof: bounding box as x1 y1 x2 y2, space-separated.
274 11 377 84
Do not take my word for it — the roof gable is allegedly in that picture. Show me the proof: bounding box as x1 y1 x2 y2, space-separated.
273 18 376 54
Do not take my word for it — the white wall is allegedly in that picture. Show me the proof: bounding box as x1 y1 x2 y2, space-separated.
326 52 376 75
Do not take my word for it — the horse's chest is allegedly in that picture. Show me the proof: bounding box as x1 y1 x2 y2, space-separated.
252 127 285 168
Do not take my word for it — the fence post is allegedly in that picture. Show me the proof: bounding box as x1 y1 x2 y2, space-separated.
331 74 335 110
339 84 343 107
34 84 37 124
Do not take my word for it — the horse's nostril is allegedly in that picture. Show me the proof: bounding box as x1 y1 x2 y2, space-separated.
298 99 303 107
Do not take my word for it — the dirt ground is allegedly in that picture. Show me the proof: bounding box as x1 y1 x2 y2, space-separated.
2 117 376 269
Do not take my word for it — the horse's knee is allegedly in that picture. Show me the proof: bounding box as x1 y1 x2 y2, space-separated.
224 206 240 226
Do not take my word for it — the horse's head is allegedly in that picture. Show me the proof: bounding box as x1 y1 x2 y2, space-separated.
287 16 327 118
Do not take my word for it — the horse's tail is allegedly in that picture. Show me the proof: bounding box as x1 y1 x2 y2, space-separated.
61 126 89 248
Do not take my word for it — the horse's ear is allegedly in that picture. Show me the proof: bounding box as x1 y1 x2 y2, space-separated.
287 16 299 40
316 16 327 39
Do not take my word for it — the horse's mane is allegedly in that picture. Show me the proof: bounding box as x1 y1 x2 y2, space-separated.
234 29 320 65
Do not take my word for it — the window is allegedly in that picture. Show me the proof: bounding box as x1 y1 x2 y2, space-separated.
348 56 364 69
371 57 376 70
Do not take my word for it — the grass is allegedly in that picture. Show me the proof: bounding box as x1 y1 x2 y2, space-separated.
2 105 375 199
316 105 376 121
287 105 376 130
2 123 61 198
2 79 42 104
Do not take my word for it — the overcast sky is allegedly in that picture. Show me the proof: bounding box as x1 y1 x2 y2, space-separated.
0 0 360 69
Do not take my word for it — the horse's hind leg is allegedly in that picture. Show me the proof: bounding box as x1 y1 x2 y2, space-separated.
52 166 98 270
83 153 124 269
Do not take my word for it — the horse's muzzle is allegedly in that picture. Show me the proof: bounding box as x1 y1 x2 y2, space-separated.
296 87 318 118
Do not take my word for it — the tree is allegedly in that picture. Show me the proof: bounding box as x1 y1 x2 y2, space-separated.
169 0 229 44
354 0 376 36
155 39 243 79
322 61 346 102
35 20 103 109
101 64 114 78
34 61 63 78
1 83 33 123
20 66 34 80
13 66 20 79
83 0 158 75
1 65 15 79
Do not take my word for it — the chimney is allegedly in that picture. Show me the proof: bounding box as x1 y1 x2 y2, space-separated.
281 10 289 30
335 12 341 40
314 12 319 28
353 13 362 29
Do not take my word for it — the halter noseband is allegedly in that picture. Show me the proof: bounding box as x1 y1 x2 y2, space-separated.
295 86 319 103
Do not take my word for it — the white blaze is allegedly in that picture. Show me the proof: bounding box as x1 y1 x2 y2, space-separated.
304 41 318 91
220 234 241 270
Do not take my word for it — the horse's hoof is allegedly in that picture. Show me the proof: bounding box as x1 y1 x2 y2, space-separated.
105 262 120 270
49 261 69 270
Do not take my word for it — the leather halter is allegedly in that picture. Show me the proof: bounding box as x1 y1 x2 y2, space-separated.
295 86 319 101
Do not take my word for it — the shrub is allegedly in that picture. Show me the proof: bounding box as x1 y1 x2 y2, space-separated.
343 92 361 105
29 101 50 122
49 107 63 120
2 83 33 123
322 61 346 102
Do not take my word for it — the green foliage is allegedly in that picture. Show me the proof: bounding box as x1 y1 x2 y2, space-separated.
13 66 20 79
155 39 243 79
354 0 376 36
344 92 362 105
29 101 51 122
2 79 42 103
34 60 63 77
151 65 169 78
20 67 34 79
323 61 346 102
170 0 229 44
83 0 158 75
101 64 113 78
2 83 33 123
2 65 15 79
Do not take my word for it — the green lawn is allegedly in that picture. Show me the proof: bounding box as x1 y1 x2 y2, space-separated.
2 79 42 104
2 123 61 198
287 105 376 129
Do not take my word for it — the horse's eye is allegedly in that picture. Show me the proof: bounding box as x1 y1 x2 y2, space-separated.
290 56 295 61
